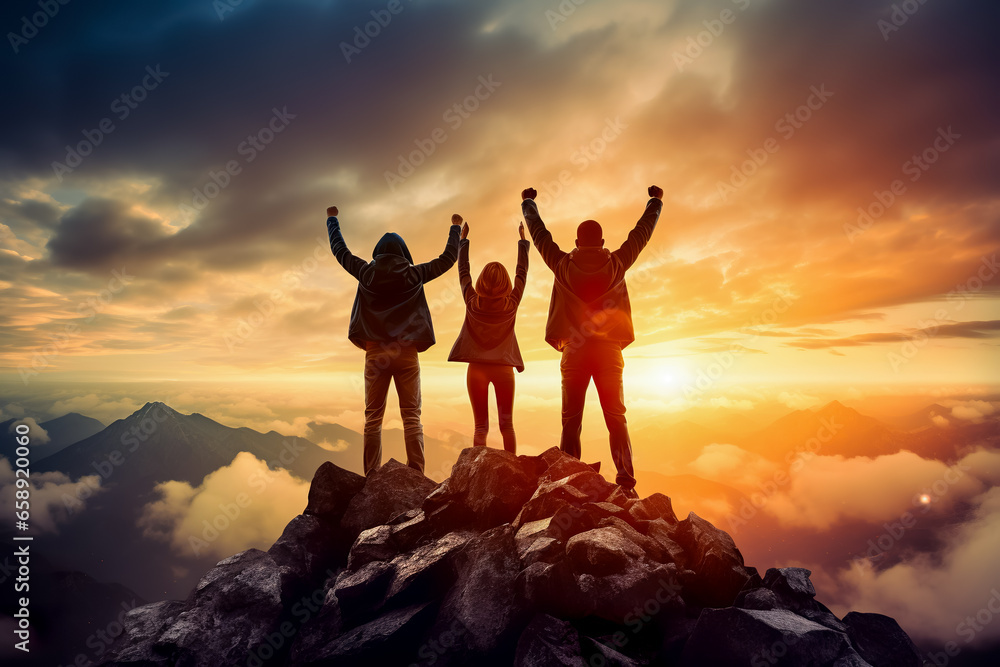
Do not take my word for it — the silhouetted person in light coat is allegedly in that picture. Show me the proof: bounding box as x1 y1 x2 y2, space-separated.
326 205 460 476
520 185 663 498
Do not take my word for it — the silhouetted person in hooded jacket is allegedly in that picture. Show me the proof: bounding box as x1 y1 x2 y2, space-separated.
326 205 460 476
447 215 529 452
520 185 663 498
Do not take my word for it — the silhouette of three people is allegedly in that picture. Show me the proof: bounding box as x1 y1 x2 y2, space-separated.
326 184 663 497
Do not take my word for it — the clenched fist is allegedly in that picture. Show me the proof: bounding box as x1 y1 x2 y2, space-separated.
451 213 463 226
521 187 537 201
327 205 339 217
647 185 663 200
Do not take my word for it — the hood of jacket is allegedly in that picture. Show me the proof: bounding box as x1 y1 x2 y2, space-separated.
372 232 414 263
564 247 615 304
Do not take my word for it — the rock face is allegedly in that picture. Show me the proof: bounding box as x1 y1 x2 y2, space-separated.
99 448 919 666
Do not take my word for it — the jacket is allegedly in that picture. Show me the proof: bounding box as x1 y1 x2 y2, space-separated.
327 217 459 352
447 238 529 371
522 197 662 352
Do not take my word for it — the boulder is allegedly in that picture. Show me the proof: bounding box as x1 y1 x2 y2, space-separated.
627 493 677 524
580 636 643 667
341 459 437 540
99 600 185 665
304 462 366 522
425 445 542 530
671 512 751 607
515 471 615 526
645 518 688 567
566 527 645 577
268 513 347 588
513 614 587 667
154 549 291 666
427 525 534 665
843 612 921 667
680 608 867 666
292 602 436 667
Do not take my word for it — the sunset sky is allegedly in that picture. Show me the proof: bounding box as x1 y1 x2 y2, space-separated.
1 0 999 656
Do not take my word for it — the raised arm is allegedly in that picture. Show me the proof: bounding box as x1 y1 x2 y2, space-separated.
613 185 664 271
520 187 566 272
457 217 474 303
326 205 367 280
413 215 461 283
510 222 530 305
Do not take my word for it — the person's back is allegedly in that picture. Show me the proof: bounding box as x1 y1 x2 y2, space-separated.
326 205 460 475
520 185 664 498
448 217 530 452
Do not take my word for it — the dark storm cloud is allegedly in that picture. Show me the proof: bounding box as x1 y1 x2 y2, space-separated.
46 197 170 270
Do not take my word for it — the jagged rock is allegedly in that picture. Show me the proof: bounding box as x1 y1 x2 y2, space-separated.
515 471 615 527
540 449 600 483
580 636 643 667
341 459 437 540
764 566 817 599
645 518 688 567
99 600 185 665
427 525 534 665
567 527 645 576
627 493 677 524
740 587 781 611
103 449 921 667
671 512 751 607
304 462 366 521
346 524 399 571
151 549 291 666
514 614 587 667
294 602 436 666
424 445 542 530
269 513 346 588
843 612 921 667
680 608 868 666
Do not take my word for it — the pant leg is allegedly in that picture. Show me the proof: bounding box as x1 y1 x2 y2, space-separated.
591 342 635 489
467 363 491 447
363 346 393 476
393 345 425 473
559 347 591 460
491 365 517 454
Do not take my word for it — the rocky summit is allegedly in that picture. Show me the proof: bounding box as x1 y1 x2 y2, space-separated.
99 446 921 666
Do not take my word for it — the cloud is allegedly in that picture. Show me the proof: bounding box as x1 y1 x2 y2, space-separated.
0 458 102 533
137 452 309 560
786 321 1000 350
689 443 777 488
778 391 820 410
8 417 50 445
317 439 350 453
762 450 985 530
831 486 1000 645
947 400 997 423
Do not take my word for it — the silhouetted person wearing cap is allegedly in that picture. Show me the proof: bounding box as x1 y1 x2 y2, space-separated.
520 185 663 498
325 205 460 476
